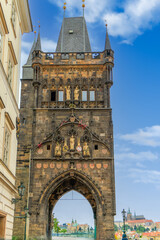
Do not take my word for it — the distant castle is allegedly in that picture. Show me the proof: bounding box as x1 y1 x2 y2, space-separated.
126 208 145 221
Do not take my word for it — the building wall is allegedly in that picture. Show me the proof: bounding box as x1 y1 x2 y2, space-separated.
0 0 32 239
13 49 115 240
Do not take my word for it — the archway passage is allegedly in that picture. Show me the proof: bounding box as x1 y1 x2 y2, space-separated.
27 169 114 240
46 172 98 239
52 190 95 239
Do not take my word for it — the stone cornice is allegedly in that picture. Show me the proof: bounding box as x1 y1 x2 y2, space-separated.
0 3 9 34
8 41 18 65
0 97 5 109
0 160 17 194
16 0 33 34
5 112 15 130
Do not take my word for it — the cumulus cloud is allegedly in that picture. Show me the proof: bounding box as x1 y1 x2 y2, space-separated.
129 168 160 187
48 0 114 23
49 0 160 42
119 125 160 147
104 0 160 40
41 38 57 52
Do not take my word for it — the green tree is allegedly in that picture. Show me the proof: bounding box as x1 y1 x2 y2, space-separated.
136 225 146 233
60 229 67 234
51 216 61 233
114 224 118 232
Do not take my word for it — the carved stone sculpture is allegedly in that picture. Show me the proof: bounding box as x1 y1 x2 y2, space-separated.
83 142 90 156
66 86 71 100
70 135 75 151
74 86 79 100
55 142 61 156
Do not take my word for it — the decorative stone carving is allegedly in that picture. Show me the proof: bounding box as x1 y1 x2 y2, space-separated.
66 85 71 100
83 142 90 156
63 139 69 152
74 86 79 100
70 135 75 151
55 142 61 156
76 138 82 152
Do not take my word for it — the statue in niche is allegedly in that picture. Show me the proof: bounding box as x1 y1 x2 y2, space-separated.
74 86 79 100
66 86 71 100
63 139 69 152
83 142 90 156
55 142 61 156
70 135 75 151
76 138 82 152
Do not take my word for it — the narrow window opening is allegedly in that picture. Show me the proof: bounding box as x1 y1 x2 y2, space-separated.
90 91 95 101
82 91 87 101
47 145 50 150
22 118 26 124
51 91 56 102
59 91 64 102
95 145 98 150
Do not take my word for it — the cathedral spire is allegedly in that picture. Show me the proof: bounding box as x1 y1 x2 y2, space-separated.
105 23 111 50
35 25 41 51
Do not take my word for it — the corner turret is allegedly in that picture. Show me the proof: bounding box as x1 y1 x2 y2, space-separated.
105 24 111 50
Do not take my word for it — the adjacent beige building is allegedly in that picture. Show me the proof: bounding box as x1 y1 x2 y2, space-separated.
0 0 32 239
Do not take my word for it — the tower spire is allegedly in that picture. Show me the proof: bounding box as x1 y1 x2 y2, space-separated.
35 23 41 51
25 31 36 66
63 2 67 18
82 0 85 17
105 22 111 50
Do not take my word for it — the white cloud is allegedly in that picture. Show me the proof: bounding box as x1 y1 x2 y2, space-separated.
49 0 160 42
48 0 115 23
41 38 57 52
116 151 158 161
104 0 160 40
129 168 160 187
120 125 160 147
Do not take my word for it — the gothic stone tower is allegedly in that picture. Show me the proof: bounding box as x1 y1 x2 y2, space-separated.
13 17 115 240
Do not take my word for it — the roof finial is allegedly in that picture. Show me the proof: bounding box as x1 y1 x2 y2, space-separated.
33 25 36 41
63 2 67 18
38 21 40 32
104 19 111 50
82 0 85 17
35 21 41 51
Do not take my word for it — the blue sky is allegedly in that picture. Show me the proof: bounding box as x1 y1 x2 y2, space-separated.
22 0 160 226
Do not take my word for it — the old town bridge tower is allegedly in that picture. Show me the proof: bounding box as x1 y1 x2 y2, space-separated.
13 15 116 240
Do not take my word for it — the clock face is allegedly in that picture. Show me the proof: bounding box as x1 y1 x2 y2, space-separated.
76 145 82 152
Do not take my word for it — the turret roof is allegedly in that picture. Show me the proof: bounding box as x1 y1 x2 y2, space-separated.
56 17 91 53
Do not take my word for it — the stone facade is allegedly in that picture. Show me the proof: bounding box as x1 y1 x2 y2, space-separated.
13 18 115 240
0 0 32 239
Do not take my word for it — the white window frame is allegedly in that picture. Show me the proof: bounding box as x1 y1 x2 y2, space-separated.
3 123 11 165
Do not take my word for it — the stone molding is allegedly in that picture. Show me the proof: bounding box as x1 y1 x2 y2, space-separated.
5 112 15 130
0 3 9 34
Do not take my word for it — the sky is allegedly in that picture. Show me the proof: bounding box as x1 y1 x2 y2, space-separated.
22 0 160 226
